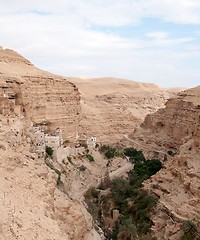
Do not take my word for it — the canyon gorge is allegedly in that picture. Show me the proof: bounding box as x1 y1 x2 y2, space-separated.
0 47 199 240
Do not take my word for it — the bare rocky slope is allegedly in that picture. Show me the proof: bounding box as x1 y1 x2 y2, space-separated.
69 77 181 144
0 47 145 240
0 48 80 142
0 48 101 240
126 87 200 240
0 47 191 240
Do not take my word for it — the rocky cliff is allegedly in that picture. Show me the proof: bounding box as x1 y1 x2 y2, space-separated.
1 47 196 240
142 86 200 148
129 87 200 239
0 114 97 240
0 48 80 142
69 77 181 144
0 48 97 240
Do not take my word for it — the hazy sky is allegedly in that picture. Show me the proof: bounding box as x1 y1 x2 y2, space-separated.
1 0 200 87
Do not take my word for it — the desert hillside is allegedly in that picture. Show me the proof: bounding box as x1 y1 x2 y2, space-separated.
0 48 80 142
123 87 200 240
1 47 158 240
69 77 182 144
1 47 196 240
0 48 103 239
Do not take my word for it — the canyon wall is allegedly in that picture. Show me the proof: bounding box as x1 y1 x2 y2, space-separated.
1 47 197 240
69 77 180 144
0 48 80 142
132 87 200 239
142 87 200 148
0 48 96 239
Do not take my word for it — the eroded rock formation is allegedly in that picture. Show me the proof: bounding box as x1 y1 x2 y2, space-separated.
69 77 181 144
0 48 95 240
129 87 200 239
0 48 80 142
1 47 196 240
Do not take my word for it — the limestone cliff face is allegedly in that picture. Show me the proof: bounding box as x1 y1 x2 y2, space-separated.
69 77 180 144
142 87 200 148
0 114 94 240
0 48 94 240
134 87 200 239
0 48 80 142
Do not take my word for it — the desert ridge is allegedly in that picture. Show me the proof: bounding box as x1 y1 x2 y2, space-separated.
69 76 182 144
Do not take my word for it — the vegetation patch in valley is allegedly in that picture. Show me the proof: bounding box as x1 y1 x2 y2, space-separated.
181 220 199 240
85 146 162 239
124 147 146 162
99 145 126 159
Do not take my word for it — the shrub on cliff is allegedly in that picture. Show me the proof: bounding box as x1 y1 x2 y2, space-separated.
84 186 100 199
79 165 87 171
181 220 199 240
110 177 131 204
99 145 116 159
129 159 162 186
134 159 162 177
86 154 95 162
45 146 53 157
67 156 73 165
124 147 145 162
105 149 116 158
56 170 63 186
117 218 138 240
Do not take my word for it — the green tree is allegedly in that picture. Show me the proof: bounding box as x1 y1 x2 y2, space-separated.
134 159 162 178
124 148 145 162
46 146 54 157
181 220 198 240
117 218 139 240
105 149 115 158
99 145 116 159
86 154 95 162
110 177 131 207
79 165 87 171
